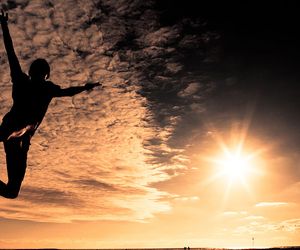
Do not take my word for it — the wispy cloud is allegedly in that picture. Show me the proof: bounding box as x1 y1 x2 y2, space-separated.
174 196 199 202
232 218 300 235
243 215 265 221
255 202 289 207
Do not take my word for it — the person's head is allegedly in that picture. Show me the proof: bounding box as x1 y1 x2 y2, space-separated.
29 58 50 80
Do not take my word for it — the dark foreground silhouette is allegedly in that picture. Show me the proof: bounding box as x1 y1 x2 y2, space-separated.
0 10 100 199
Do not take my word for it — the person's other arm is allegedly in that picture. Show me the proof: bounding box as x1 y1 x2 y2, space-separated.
53 82 101 97
0 10 23 78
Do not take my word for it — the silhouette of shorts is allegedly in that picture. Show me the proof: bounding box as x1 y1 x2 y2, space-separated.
7 124 35 140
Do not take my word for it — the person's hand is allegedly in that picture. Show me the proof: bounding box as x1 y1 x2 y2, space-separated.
0 10 8 24
85 82 101 91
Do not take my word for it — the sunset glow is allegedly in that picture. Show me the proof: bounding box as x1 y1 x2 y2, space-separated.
0 1 299 249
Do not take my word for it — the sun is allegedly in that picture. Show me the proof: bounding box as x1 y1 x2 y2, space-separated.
205 139 262 197
216 148 252 182
202 121 268 202
205 138 266 202
208 140 267 203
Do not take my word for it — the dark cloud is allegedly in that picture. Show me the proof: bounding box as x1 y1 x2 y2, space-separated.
20 186 81 207
72 178 118 191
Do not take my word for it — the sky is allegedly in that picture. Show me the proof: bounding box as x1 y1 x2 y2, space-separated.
0 0 299 248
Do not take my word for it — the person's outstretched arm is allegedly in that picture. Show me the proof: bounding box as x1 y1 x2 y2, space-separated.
54 82 101 97
0 10 22 79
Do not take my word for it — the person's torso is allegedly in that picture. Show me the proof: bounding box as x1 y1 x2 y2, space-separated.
4 73 57 130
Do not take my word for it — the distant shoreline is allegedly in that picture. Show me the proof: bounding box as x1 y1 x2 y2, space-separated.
1 247 299 250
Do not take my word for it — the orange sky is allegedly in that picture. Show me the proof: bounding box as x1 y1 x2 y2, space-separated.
0 0 299 249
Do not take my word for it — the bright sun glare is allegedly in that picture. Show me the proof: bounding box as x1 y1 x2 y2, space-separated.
204 142 259 201
203 123 267 202
207 139 262 195
217 148 252 182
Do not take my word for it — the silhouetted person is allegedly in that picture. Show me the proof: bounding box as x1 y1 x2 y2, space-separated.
0 10 100 199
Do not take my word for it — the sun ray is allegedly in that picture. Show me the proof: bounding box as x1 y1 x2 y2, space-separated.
203 134 266 204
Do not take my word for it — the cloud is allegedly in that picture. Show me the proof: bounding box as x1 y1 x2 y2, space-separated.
279 219 300 232
71 178 118 191
255 202 289 207
177 82 201 98
174 196 199 202
0 0 220 223
243 215 265 221
20 186 81 206
232 218 300 236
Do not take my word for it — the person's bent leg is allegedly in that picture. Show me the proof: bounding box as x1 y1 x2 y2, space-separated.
0 136 29 199
0 179 22 199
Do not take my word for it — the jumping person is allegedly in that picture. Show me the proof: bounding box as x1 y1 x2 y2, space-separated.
0 10 100 198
